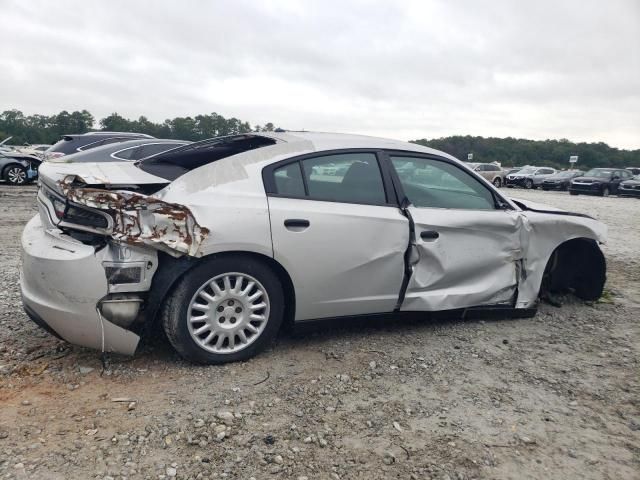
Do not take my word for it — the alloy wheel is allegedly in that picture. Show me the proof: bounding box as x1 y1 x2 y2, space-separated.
187 272 270 354
7 167 27 184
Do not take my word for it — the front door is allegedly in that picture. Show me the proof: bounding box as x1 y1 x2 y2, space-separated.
388 154 526 312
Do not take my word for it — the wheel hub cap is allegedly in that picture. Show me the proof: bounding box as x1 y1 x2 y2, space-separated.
187 273 270 354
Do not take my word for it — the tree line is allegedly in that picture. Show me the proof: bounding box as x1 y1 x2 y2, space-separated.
0 109 276 145
1 109 637 169
412 135 639 170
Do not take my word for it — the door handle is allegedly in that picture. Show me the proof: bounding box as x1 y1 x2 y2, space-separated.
284 219 310 230
420 230 439 240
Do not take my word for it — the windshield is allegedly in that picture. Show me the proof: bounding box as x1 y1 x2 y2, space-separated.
517 167 537 174
584 169 613 178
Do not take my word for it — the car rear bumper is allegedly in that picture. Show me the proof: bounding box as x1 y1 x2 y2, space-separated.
20 215 141 355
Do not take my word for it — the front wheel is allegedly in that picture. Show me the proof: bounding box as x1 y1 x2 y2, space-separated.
524 179 534 189
3 164 28 185
601 187 610 197
161 255 284 364
492 177 502 188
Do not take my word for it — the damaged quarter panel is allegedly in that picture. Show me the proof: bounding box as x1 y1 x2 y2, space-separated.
155 140 316 258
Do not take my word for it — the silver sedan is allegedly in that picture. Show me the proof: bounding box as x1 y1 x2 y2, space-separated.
21 132 607 364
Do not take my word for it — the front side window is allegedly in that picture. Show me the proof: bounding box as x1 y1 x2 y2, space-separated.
391 156 496 210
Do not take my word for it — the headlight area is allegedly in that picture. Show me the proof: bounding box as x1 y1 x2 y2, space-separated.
98 243 159 330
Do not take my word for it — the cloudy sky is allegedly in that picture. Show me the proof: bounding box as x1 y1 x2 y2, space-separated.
2 0 639 148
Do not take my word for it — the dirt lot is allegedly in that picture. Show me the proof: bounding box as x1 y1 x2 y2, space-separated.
0 185 638 480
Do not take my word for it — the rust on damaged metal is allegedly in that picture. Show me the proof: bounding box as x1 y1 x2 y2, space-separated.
59 176 209 256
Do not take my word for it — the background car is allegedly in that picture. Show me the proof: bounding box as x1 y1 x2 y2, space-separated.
569 168 634 196
467 162 505 187
44 131 154 160
0 150 42 185
626 167 640 176
47 138 191 164
505 166 556 189
541 170 584 191
618 175 640 198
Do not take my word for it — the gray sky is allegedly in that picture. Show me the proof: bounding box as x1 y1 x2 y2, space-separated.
2 0 639 148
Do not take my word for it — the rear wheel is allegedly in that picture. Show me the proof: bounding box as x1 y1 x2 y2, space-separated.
3 164 28 185
161 255 284 364
492 177 502 188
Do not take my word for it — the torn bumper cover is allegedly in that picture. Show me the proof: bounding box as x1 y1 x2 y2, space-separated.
20 215 140 355
59 176 209 257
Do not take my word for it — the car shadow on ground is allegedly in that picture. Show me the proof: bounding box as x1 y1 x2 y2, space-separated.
130 307 535 367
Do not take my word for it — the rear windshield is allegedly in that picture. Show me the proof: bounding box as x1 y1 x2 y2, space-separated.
136 135 277 180
47 134 151 155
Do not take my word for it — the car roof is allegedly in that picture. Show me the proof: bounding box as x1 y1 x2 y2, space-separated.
251 131 459 160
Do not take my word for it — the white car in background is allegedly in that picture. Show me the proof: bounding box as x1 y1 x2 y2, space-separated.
505 166 556 189
21 132 607 364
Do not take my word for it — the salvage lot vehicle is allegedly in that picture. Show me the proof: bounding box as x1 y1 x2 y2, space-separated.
569 168 634 196
21 132 607 364
505 166 556 189
0 151 41 185
467 162 505 187
45 131 154 160
618 175 640 198
46 138 191 164
540 170 584 191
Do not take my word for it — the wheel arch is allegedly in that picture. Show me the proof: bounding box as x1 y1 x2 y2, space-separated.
142 250 296 335
540 237 606 301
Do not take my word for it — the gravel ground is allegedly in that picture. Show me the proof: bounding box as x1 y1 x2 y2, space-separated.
0 185 638 480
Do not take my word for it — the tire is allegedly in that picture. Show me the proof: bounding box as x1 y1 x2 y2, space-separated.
570 191 578 196
161 255 285 364
3 164 28 185
601 187 610 197
492 177 502 188
524 179 533 189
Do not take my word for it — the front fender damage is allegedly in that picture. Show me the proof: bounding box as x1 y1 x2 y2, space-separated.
60 176 209 257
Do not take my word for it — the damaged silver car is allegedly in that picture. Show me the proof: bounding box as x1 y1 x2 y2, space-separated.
21 132 607 364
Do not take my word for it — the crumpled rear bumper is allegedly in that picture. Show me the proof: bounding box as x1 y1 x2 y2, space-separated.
20 215 140 355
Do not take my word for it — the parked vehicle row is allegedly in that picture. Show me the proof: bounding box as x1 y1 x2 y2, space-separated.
569 168 635 197
0 132 187 184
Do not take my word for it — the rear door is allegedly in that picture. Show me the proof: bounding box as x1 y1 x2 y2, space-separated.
264 151 409 320
387 153 526 312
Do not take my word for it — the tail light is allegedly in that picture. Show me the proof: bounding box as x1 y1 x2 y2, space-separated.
44 188 109 229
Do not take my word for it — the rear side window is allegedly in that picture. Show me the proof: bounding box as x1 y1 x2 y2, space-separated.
274 163 305 197
272 153 387 205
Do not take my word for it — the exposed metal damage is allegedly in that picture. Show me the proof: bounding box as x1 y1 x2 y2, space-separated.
59 175 209 256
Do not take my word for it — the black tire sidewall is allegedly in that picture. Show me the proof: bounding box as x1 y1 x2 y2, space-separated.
162 255 284 364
